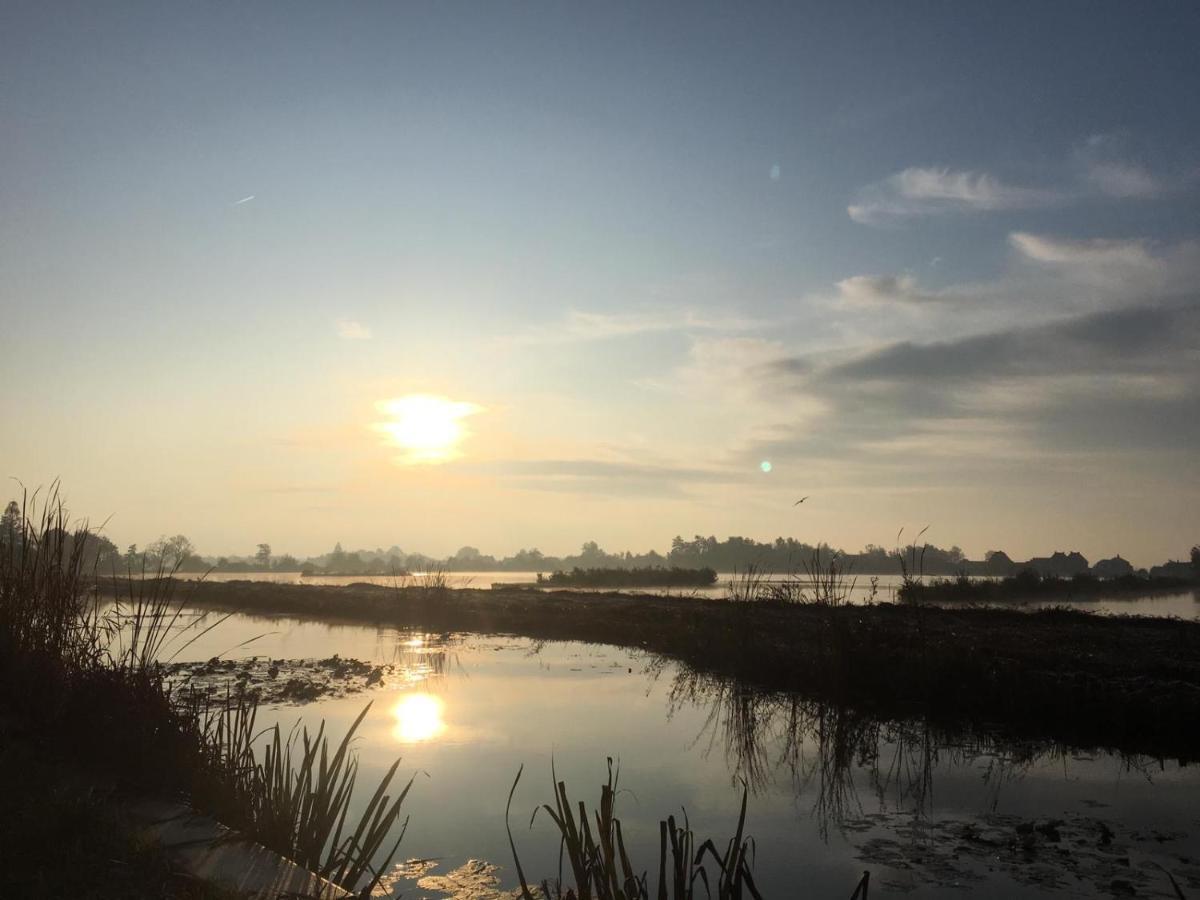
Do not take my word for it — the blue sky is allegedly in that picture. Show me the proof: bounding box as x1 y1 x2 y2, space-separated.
2 2 1198 564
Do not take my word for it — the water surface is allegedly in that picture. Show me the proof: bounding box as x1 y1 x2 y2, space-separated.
159 608 1200 899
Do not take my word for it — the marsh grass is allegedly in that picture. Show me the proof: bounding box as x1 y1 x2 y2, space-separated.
0 487 410 897
894 527 930 599
800 550 858 608
507 760 764 900
728 549 858 607
726 563 772 603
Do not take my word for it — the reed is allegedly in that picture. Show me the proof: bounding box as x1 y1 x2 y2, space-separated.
0 489 411 897
894 526 930 598
507 760 763 900
726 563 771 603
801 549 858 608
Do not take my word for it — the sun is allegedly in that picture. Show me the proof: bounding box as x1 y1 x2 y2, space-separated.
374 394 482 464
390 692 446 743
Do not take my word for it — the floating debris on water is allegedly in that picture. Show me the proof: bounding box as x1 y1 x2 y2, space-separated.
165 654 405 705
853 812 1200 896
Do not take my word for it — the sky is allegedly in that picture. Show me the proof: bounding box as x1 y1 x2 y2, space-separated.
2 1 1198 566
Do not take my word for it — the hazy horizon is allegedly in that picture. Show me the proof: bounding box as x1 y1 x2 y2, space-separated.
3 2 1198 567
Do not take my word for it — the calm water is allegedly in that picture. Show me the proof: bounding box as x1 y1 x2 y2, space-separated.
184 570 1200 619
155 608 1200 899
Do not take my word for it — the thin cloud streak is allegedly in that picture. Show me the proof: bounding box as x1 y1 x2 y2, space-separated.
498 308 763 347
849 167 1061 225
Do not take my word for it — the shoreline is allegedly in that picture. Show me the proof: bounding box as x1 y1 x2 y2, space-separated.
100 577 1200 761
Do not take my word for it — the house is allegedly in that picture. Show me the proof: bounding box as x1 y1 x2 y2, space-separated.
1023 551 1090 578
1149 560 1195 580
1091 556 1134 579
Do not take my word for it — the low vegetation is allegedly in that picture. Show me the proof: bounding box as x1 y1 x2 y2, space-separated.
898 570 1196 604
538 566 718 588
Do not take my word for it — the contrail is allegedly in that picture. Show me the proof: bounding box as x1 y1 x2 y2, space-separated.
233 195 256 205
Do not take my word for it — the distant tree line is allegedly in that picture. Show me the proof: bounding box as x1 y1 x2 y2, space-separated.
3 498 1197 582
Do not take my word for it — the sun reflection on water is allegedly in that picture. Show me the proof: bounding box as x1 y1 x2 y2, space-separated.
390 692 446 743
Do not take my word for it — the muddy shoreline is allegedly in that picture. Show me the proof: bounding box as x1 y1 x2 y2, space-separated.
100 578 1200 760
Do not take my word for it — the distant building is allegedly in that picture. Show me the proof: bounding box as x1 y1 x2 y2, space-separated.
983 550 1018 576
1149 560 1195 580
1091 556 1134 579
1023 551 1090 578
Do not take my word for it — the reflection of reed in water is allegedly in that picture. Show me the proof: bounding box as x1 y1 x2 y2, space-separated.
376 627 462 686
656 663 1079 841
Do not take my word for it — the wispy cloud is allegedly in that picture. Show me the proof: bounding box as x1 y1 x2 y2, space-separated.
848 167 1060 225
835 274 946 307
475 457 751 497
233 194 256 205
1009 232 1157 269
500 308 761 346
336 320 372 340
1076 133 1163 198
850 135 1193 227
1008 232 1200 300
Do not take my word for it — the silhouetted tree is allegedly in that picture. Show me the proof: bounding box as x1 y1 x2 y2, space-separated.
146 534 196 568
255 543 272 568
0 501 21 555
1192 545 1200 577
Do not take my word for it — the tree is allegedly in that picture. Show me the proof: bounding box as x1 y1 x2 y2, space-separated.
255 543 272 568
1192 544 1200 577
146 534 196 568
273 553 299 571
1 501 21 555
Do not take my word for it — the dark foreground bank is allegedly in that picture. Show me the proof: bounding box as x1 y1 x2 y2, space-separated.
103 577 1200 760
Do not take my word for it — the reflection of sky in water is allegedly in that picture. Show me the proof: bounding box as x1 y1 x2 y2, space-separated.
159 610 1200 899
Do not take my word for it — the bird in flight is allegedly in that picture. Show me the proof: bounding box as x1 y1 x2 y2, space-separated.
793 496 809 505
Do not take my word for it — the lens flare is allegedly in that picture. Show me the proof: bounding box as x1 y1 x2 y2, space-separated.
760 460 772 473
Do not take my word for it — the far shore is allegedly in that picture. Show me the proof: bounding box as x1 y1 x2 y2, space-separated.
98 577 1200 761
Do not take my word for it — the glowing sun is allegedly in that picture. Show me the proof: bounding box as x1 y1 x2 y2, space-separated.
374 394 482 464
390 692 446 743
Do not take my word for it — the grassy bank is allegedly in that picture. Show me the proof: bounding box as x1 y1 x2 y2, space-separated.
898 570 1196 604
107 577 1200 761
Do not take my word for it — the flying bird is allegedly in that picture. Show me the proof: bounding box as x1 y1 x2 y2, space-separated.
793 496 809 505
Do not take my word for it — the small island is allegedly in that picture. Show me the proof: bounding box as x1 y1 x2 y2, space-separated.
535 566 719 589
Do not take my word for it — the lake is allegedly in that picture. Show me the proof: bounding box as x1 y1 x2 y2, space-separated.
155 607 1200 899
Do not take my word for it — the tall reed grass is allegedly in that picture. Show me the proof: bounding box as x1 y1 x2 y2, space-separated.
506 760 874 899
0 487 410 897
506 760 765 900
